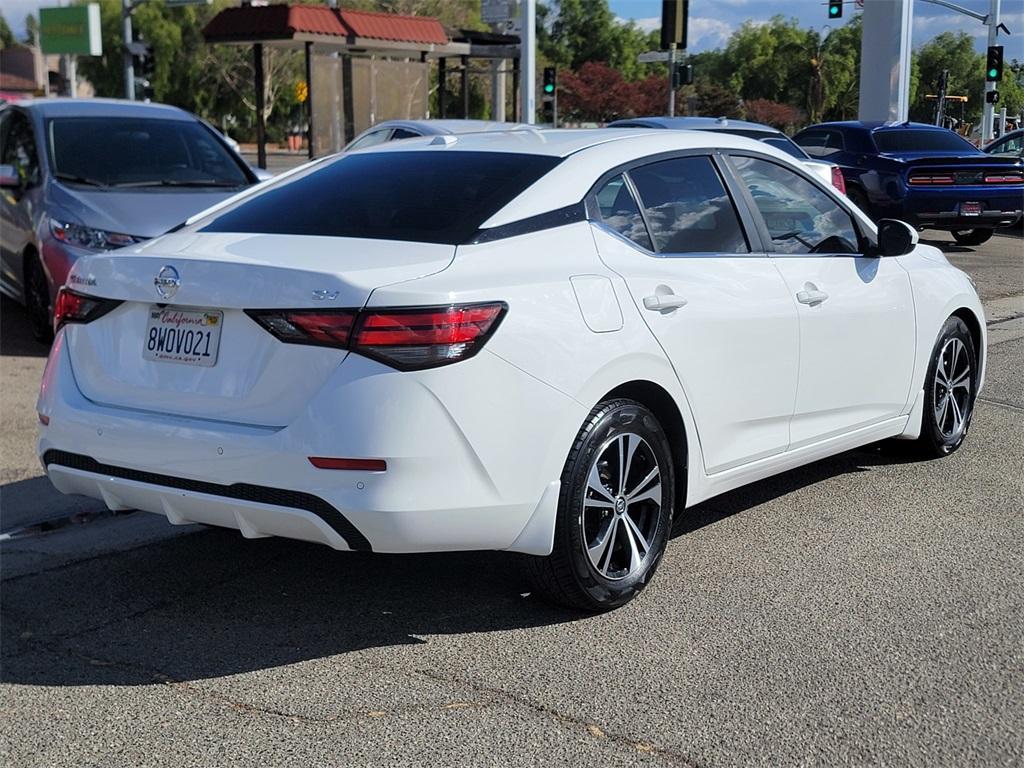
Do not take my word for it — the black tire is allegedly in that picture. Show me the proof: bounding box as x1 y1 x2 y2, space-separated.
846 187 872 219
950 228 993 247
526 399 675 611
913 316 977 458
24 253 53 344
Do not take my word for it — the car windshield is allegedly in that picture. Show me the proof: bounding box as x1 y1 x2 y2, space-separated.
199 150 561 245
48 117 250 188
874 129 977 153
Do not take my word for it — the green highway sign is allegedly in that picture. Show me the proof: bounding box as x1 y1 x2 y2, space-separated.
39 5 102 56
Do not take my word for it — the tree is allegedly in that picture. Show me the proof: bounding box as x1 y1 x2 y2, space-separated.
0 12 17 49
540 0 655 82
722 16 815 106
910 32 983 124
558 61 631 123
744 99 802 130
820 18 861 121
696 83 743 119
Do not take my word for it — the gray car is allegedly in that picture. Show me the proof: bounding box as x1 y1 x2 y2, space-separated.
345 119 529 151
0 99 261 340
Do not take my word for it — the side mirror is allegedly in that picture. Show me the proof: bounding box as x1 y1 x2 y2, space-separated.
875 218 918 257
0 164 20 189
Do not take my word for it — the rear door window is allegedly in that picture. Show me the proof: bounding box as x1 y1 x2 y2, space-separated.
593 174 653 250
199 151 561 245
628 156 749 254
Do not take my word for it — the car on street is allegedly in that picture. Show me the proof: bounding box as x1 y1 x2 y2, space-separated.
38 129 986 611
345 119 529 151
0 99 263 341
606 116 848 194
984 128 1023 159
793 121 1024 246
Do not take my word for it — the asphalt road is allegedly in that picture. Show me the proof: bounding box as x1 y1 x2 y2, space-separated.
1 232 1021 767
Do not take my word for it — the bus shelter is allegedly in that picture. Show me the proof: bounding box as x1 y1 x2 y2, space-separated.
202 4 520 166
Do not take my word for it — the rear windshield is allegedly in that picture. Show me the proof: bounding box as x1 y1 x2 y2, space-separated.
200 151 561 244
873 129 977 153
49 117 250 188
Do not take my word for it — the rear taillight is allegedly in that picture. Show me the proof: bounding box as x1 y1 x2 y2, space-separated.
246 302 507 371
53 288 122 332
353 303 506 370
983 173 1023 184
246 309 357 348
830 166 847 195
908 174 955 185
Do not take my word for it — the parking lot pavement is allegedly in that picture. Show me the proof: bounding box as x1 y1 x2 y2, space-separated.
1 233 1021 767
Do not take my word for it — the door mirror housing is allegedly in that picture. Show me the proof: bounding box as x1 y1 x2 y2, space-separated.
874 218 918 257
250 166 274 183
0 164 20 189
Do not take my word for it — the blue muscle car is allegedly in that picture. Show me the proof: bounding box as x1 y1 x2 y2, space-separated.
793 121 1023 246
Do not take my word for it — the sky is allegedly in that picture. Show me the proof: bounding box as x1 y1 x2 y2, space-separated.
3 0 1023 58
611 0 1023 56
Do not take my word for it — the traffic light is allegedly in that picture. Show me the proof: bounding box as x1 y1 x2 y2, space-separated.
828 1 843 19
128 40 155 100
542 67 556 96
541 67 556 125
986 90 1000 105
986 45 1003 82
671 62 693 89
660 0 688 50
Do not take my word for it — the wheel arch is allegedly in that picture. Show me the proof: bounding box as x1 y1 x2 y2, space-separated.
600 379 689 518
951 306 984 380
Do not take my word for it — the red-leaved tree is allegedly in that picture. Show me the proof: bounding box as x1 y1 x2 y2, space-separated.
743 99 803 130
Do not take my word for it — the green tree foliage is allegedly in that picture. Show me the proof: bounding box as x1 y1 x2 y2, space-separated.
0 12 17 49
723 16 814 106
910 32 983 123
540 0 656 81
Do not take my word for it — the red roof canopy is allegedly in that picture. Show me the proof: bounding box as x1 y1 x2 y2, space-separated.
203 4 448 46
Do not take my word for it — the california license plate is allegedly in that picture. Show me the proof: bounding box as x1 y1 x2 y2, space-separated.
961 201 982 216
143 307 222 367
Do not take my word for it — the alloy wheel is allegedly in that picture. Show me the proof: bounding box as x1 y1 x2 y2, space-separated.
932 337 972 440
580 433 663 581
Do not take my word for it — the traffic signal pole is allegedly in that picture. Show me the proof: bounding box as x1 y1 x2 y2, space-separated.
982 0 1000 142
122 0 134 100
667 43 677 117
520 0 536 124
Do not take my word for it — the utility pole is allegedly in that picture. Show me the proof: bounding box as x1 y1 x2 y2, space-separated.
667 43 677 117
520 0 536 124
122 0 134 100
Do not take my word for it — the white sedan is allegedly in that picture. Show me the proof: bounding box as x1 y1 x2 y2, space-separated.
38 129 985 611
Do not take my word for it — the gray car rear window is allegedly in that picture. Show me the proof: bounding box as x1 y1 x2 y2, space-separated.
200 150 561 245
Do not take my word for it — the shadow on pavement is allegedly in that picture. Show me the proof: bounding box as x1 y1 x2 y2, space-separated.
1 442 931 689
1 296 50 358
674 442 924 537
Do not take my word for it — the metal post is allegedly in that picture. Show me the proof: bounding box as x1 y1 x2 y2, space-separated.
438 57 447 119
122 0 134 100
253 43 266 170
511 57 520 122
999 106 1008 137
491 60 506 121
461 55 470 119
305 42 314 159
66 55 77 97
982 0 1000 143
520 0 536 124
667 43 677 118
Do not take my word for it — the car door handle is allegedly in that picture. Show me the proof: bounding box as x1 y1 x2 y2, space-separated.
643 294 688 312
796 288 829 305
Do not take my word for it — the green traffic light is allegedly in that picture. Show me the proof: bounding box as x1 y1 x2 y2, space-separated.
544 84 555 93
829 6 839 15
988 68 998 78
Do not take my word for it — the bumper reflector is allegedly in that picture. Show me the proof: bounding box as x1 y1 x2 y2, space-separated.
308 457 387 472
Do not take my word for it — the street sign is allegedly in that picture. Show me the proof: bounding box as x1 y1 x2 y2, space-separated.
39 5 101 56
165 0 213 6
482 0 518 24
637 50 672 63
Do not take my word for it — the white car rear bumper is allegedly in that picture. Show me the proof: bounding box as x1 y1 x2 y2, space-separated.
37 332 583 555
